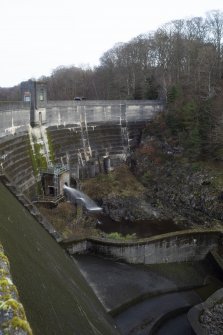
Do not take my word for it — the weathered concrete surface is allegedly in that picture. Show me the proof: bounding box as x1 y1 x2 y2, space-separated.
63 229 223 265
74 254 177 312
46 100 164 127
0 100 163 190
75 255 222 334
0 182 119 335
0 134 36 192
0 244 32 334
115 291 199 335
0 100 164 137
0 109 30 137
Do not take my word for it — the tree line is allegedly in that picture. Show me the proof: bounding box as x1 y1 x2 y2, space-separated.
1 10 223 102
1 10 223 160
45 10 223 101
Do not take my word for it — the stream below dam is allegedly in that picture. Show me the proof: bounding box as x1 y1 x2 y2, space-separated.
96 215 183 238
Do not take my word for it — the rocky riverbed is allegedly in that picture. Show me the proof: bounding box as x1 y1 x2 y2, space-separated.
200 300 223 335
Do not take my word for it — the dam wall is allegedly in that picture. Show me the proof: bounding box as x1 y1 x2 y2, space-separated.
0 99 163 187
46 100 163 126
0 100 164 138
0 102 30 137
46 101 163 168
0 133 36 191
63 229 223 265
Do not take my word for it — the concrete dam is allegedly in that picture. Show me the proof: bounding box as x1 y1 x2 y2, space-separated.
0 82 165 334
0 82 222 334
0 98 163 192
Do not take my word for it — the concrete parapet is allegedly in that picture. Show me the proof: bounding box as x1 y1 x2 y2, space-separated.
0 243 32 334
62 229 223 265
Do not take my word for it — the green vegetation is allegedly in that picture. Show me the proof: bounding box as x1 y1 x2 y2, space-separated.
11 316 33 334
28 135 47 179
82 164 145 198
106 232 136 240
46 131 55 163
141 171 152 184
38 202 98 240
0 246 33 334
33 142 47 169
0 252 9 265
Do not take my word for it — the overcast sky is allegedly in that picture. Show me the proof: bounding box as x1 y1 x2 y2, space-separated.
1 0 222 87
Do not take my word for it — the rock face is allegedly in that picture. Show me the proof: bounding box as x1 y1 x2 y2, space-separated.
102 195 162 222
188 288 223 335
200 301 223 335
132 136 223 228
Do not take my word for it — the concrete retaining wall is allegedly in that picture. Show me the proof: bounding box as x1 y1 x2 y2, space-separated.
63 230 223 264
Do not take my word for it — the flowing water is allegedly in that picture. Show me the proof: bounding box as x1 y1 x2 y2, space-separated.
0 181 118 335
63 184 103 212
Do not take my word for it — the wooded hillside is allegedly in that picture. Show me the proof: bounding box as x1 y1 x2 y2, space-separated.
45 10 223 101
1 10 223 160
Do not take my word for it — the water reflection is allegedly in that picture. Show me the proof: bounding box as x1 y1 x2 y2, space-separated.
96 215 183 238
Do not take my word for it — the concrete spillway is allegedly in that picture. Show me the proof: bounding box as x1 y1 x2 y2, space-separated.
0 181 118 335
63 184 103 212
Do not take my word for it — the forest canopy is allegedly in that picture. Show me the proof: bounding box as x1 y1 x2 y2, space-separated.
1 10 223 161
1 10 223 102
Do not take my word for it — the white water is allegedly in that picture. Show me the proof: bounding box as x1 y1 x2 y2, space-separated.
63 185 102 212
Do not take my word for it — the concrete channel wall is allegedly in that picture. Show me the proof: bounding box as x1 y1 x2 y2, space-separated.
63 230 223 264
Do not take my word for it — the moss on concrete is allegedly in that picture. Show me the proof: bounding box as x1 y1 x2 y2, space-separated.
46 130 55 163
0 243 33 335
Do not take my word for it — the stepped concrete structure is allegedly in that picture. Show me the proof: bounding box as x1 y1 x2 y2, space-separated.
0 81 164 193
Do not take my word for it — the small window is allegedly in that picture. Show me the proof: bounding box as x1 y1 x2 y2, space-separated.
24 96 31 102
39 89 44 101
24 91 31 102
